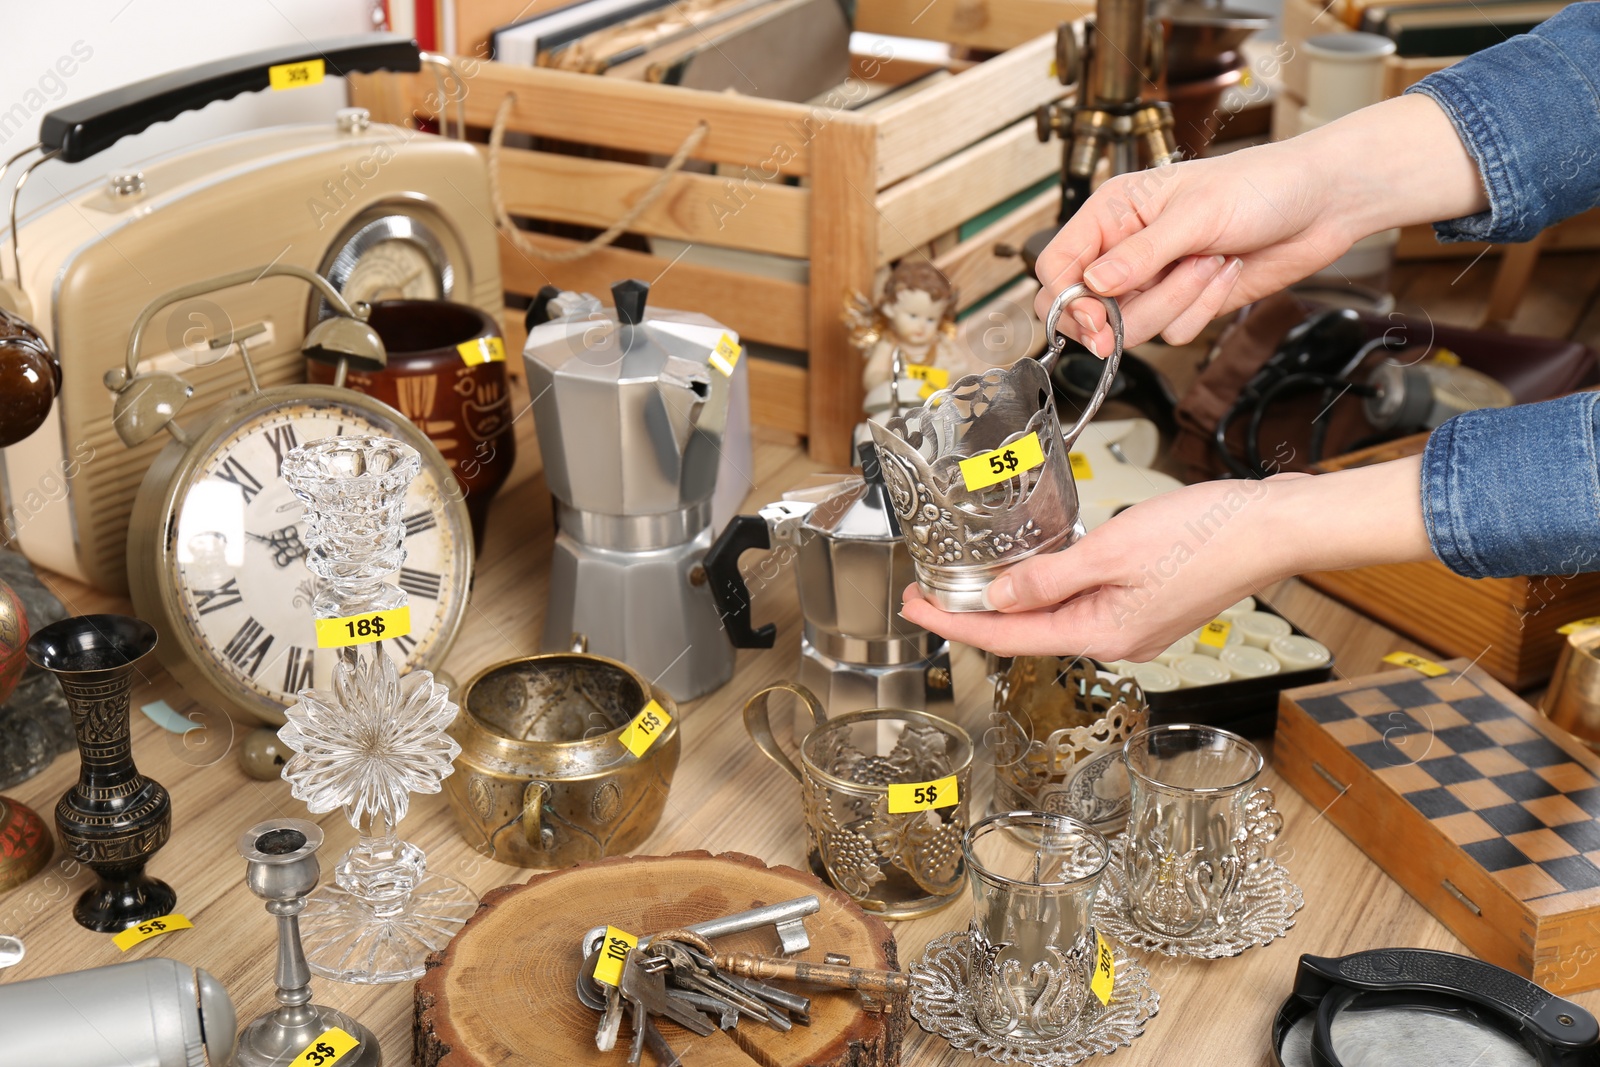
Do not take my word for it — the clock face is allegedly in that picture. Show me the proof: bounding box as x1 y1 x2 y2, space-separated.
341 238 444 304
161 394 467 718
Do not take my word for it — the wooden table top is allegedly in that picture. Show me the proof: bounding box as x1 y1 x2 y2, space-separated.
3 434 1587 1066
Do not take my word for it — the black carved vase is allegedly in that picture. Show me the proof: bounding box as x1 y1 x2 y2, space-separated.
25 614 175 931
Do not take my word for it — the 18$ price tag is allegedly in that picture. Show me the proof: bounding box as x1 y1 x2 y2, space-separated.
1090 932 1115 1006
959 432 1045 491
1382 651 1449 678
290 1027 361 1067
593 926 638 986
315 607 411 649
887 774 958 814
619 700 672 758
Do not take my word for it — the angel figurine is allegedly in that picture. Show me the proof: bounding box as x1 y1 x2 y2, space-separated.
845 261 985 413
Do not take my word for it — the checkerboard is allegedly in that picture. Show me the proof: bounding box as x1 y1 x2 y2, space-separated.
1278 660 1600 993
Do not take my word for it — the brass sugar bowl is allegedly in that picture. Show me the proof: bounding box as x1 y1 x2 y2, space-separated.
444 649 681 868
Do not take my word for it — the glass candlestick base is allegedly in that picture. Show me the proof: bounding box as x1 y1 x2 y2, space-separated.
300 870 477 983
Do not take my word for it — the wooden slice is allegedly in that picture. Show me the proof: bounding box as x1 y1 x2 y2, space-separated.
414 850 908 1067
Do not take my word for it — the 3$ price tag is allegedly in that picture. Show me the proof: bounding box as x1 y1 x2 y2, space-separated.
1382 651 1449 678
710 333 742 376
593 926 638 986
959 432 1045 492
315 607 411 649
457 336 505 366
1090 932 1115 1006
887 774 958 814
268 59 325 91
1196 618 1233 649
113 913 192 951
619 700 672 758
290 1027 361 1067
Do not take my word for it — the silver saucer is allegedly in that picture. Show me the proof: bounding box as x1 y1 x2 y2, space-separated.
910 929 1159 1066
1094 836 1304 959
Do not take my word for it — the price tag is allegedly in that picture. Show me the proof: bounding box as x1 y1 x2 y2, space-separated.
887 774 959 814
593 926 638 987
710 333 742 376
1558 616 1600 635
1382 651 1449 678
289 1027 361 1067
618 699 672 758
457 336 505 367
1196 619 1232 649
268 59 325 91
112 913 192 951
905 363 949 391
1431 347 1461 367
1090 932 1115 1005
1068 452 1093 480
315 606 412 649
959 432 1045 492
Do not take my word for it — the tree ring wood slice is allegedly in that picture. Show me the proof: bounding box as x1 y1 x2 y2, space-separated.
414 850 909 1067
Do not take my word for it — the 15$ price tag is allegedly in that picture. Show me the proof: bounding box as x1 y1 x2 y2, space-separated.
113 913 192 951
290 1027 360 1067
1196 618 1232 650
959 432 1045 492
593 926 638 987
1090 932 1115 1006
619 699 672 758
269 59 325 91
1382 651 1449 678
887 774 958 814
315 607 411 649
710 333 742 376
457 336 506 366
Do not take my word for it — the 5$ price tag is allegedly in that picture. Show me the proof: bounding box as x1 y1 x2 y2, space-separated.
315 606 411 649
959 432 1045 492
268 59 325 91
1090 932 1115 1006
593 926 638 987
113 913 192 951
887 774 958 814
1196 618 1232 649
1382 651 1449 678
290 1027 360 1067
710 333 742 376
619 699 672 758
457 336 506 366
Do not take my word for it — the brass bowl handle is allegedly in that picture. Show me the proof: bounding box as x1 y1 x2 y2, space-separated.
520 780 550 849
743 682 828 783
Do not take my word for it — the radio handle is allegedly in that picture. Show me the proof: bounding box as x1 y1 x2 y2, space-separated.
39 34 422 164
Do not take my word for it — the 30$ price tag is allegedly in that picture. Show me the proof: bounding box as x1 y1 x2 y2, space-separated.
1090 932 1115 1006
1068 452 1093 480
1196 618 1232 650
887 774 958 814
268 59 325 91
593 926 638 987
457 336 505 366
1382 651 1449 678
113 913 192 951
289 1027 361 1067
710 333 742 376
1559 616 1600 635
315 607 411 649
619 699 672 758
959 432 1045 492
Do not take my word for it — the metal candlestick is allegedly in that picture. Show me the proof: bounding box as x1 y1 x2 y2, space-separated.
233 818 382 1067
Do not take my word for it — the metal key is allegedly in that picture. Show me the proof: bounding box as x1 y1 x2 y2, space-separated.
619 950 718 1037
595 981 625 1051
580 895 820 961
654 930 927 994
668 988 741 1030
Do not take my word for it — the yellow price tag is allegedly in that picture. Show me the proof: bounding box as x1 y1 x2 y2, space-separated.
1382 651 1449 678
710 333 742 376
457 336 505 366
1090 932 1115 1005
918 382 935 399
1196 619 1232 649
593 926 638 987
1069 452 1093 480
619 699 672 758
905 363 950 391
959 432 1045 491
1431 347 1461 367
112 913 192 951
887 775 958 814
268 59 325 91
314 606 412 649
1558 616 1600 635
288 1027 361 1067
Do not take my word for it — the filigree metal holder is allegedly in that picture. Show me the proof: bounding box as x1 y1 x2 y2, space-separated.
911 925 1159 1066
1094 835 1303 959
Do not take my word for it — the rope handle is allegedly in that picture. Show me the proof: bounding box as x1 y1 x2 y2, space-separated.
487 92 710 264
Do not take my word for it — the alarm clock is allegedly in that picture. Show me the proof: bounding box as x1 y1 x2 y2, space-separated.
109 264 471 725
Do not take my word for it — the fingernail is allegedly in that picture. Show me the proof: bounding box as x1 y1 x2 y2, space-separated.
982 577 1017 611
1085 334 1100 358
1199 254 1226 278
1073 310 1095 334
1083 260 1129 293
1222 256 1244 278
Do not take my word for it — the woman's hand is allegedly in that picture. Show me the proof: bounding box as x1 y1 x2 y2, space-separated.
1040 94 1490 353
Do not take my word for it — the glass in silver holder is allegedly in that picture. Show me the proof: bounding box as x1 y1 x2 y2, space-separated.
1120 724 1282 942
991 656 1147 834
277 436 476 984
867 284 1123 612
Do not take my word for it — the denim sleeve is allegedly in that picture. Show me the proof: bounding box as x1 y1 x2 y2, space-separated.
1422 393 1600 578
1405 5 1600 244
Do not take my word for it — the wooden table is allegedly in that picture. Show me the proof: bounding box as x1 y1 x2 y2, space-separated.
3 433 1592 1066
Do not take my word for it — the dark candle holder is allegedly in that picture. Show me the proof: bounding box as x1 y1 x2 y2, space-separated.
25 614 174 931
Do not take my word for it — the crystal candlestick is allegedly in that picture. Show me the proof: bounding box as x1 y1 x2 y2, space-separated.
233 818 382 1067
278 436 475 983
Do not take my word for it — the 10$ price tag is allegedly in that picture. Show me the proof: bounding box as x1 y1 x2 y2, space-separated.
887 774 958 814
619 700 672 758
315 607 412 649
290 1027 361 1067
959 432 1045 492
1090 932 1115 1006
593 926 638 987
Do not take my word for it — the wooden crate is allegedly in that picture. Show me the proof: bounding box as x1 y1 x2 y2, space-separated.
1278 661 1600 994
351 0 1088 465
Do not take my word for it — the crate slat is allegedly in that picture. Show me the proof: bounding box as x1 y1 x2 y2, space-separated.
855 0 1090 53
934 184 1058 311
749 358 811 435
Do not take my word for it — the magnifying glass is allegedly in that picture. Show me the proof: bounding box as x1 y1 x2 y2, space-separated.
1273 949 1600 1067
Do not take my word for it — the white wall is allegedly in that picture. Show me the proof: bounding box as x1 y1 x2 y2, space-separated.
1 0 377 225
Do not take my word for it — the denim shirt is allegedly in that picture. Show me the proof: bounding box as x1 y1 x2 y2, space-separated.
1402 6 1600 579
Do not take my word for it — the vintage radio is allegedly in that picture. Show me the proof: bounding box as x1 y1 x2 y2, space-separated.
0 35 502 591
